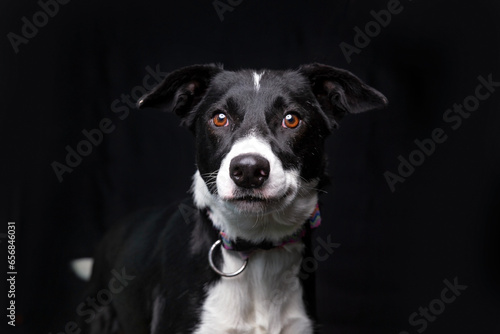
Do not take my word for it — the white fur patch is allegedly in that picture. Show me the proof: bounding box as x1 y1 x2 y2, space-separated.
70 257 94 281
253 71 264 91
193 244 313 334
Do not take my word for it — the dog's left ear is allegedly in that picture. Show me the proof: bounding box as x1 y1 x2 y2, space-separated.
299 63 388 129
137 64 223 128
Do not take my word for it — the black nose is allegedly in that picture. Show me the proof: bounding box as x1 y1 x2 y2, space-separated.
229 154 270 189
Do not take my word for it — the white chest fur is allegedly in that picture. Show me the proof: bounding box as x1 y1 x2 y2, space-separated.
194 243 313 334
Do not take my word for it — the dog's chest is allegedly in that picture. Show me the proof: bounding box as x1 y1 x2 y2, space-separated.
193 243 313 334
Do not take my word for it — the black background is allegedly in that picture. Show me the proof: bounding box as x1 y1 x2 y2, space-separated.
2 0 500 333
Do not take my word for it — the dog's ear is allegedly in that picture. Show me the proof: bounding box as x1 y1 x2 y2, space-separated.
137 64 223 127
299 63 388 129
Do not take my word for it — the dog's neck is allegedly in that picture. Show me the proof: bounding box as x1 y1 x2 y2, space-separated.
192 171 319 244
216 204 321 259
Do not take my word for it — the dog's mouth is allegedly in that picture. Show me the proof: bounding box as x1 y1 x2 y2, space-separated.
231 195 267 202
223 188 295 211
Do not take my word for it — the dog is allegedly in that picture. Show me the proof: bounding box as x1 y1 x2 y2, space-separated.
78 63 387 334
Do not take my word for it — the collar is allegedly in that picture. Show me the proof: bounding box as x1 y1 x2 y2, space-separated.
219 203 321 260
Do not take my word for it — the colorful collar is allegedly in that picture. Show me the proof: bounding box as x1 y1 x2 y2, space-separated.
219 204 321 260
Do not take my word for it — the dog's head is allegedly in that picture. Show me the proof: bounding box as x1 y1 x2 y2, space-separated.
138 63 387 242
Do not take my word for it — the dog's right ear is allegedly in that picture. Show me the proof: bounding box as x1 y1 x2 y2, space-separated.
137 64 223 127
299 63 388 130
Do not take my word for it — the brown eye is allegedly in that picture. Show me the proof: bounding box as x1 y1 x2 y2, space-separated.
213 113 228 127
282 113 301 129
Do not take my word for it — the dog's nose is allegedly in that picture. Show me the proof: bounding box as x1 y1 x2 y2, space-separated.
229 154 270 188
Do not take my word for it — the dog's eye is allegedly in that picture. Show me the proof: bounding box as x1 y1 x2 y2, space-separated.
212 113 229 127
282 113 301 129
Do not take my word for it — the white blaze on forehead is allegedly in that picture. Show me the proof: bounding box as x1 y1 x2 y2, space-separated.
252 71 264 91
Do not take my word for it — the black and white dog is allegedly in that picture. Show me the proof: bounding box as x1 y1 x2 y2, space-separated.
79 63 387 334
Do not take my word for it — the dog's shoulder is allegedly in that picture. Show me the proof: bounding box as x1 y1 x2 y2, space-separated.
96 198 212 271
83 198 221 333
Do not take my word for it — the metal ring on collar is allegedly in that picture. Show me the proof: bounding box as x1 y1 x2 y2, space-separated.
208 240 248 277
